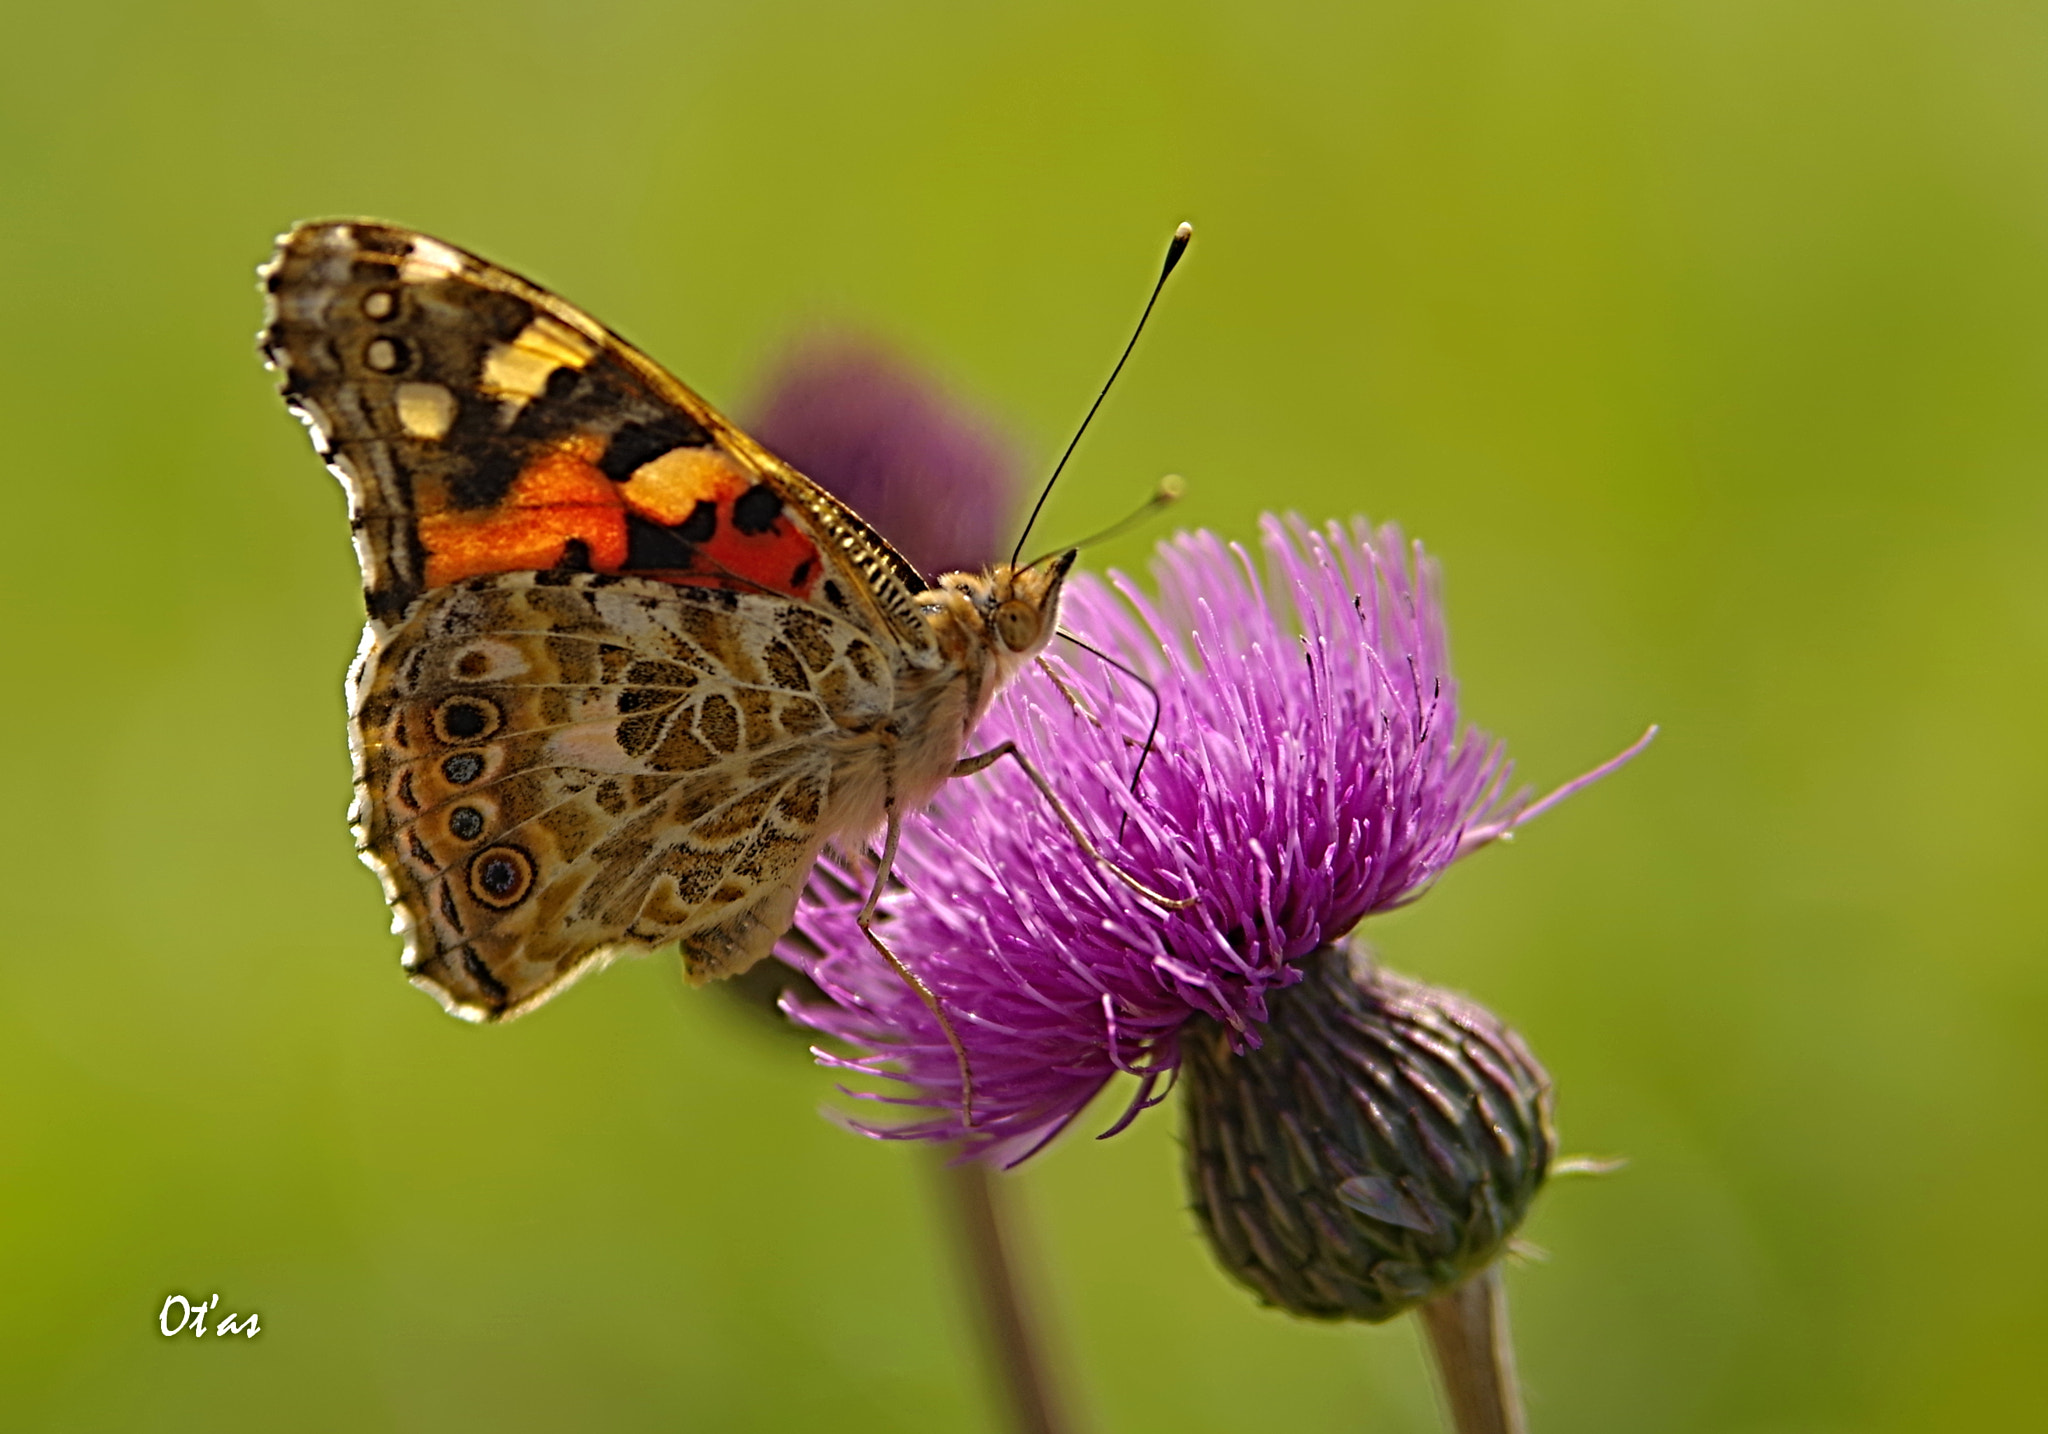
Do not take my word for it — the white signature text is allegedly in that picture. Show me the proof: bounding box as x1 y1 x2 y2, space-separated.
159 1294 260 1338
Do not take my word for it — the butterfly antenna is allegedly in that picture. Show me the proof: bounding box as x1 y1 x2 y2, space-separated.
1010 222 1194 569
1026 474 1185 569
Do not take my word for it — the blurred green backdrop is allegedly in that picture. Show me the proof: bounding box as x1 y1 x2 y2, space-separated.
5 1 2045 1429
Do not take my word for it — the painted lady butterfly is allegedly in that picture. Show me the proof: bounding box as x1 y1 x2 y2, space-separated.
257 221 1117 1038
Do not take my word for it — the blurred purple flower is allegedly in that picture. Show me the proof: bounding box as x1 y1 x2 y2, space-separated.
787 516 1652 1165
749 335 1018 576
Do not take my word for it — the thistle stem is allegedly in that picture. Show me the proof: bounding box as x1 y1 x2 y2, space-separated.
1416 1264 1526 1434
928 1152 1077 1434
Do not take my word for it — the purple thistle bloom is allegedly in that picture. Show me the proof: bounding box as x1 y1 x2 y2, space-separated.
787 516 1652 1165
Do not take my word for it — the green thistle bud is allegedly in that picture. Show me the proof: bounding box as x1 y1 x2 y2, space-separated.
1181 943 1556 1322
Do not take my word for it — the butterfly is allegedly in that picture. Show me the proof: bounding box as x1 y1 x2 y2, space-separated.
257 220 1106 1040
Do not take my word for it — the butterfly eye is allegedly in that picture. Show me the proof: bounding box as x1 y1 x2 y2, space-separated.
993 600 1040 653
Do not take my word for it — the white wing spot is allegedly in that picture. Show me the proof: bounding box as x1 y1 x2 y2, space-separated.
396 383 458 440
400 237 465 284
481 316 599 405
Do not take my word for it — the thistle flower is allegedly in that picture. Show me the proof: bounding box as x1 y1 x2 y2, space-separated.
787 515 1650 1164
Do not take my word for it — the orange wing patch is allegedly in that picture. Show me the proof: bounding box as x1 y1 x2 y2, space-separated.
419 436 627 587
417 434 823 601
699 486 824 600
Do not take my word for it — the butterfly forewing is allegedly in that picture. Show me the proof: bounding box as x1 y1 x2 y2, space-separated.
260 220 930 645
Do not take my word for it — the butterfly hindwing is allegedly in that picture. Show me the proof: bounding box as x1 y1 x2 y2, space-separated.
354 570 897 1019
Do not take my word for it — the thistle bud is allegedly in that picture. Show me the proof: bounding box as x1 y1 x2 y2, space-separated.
1181 943 1556 1322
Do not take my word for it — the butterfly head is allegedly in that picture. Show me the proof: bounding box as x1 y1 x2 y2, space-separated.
933 549 1077 675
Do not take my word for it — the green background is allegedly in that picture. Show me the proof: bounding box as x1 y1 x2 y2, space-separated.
5 1 2043 1429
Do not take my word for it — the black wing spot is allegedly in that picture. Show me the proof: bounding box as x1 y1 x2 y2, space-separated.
433 697 502 743
732 483 782 535
790 556 814 588
438 883 466 934
352 226 414 257
549 537 594 575
460 948 510 1004
617 687 675 714
443 752 485 785
599 416 711 482
543 365 582 401
449 806 486 841
677 500 717 543
625 514 696 569
450 444 529 510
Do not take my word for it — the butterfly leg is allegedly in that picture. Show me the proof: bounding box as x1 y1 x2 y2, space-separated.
951 742 1195 909
856 795 979 1128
